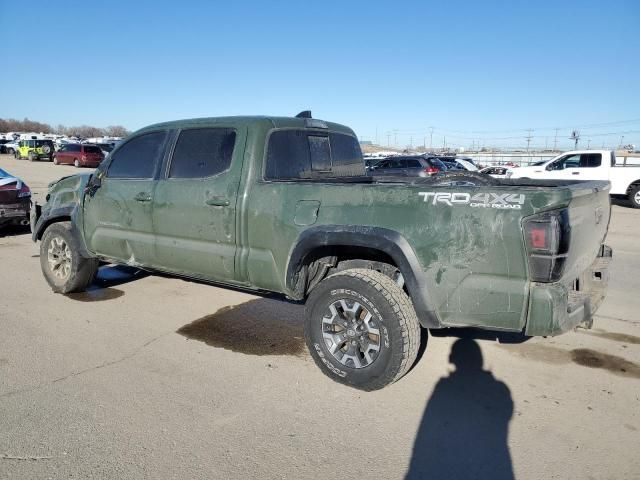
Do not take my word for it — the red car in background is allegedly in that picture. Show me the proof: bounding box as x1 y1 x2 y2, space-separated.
53 144 104 168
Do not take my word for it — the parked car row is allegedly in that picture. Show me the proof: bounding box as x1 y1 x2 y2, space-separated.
7 140 106 168
365 154 482 177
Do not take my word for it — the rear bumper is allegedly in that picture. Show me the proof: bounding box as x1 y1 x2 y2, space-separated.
0 200 30 225
525 245 612 336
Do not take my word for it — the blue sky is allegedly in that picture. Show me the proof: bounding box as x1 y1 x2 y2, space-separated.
1 0 639 150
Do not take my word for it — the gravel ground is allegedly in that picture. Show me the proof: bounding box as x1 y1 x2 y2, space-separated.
0 154 638 479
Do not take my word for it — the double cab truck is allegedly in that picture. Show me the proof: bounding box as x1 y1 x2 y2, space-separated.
31 113 612 391
508 149 640 208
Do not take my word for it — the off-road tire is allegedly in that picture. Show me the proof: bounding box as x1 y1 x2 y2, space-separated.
74 158 80 168
304 268 421 391
40 221 99 293
422 170 501 186
28 151 37 162
628 185 640 209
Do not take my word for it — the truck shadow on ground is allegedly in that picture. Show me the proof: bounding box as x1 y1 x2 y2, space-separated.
0 224 30 238
611 195 635 208
65 265 147 302
177 298 307 357
406 338 515 480
430 327 531 344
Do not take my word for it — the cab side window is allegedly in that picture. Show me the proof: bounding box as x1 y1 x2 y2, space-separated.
169 128 236 179
580 153 602 168
107 131 167 179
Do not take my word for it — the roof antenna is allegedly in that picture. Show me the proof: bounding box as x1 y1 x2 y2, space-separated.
295 110 312 119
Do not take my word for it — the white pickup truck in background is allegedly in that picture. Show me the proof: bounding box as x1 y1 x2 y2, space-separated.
508 150 640 208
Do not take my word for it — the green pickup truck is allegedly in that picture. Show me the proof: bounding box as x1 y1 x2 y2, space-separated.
31 113 612 391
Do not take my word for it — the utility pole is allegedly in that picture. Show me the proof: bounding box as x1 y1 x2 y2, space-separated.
387 134 391 146
553 128 559 151
375 126 378 145
429 126 434 150
443 136 446 150
587 138 591 149
620 135 625 148
525 129 534 153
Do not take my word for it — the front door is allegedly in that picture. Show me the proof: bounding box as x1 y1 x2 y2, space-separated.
83 130 169 265
152 126 244 281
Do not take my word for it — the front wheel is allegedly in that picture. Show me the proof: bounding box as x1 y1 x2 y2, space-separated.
40 222 99 293
74 159 80 168
628 185 640 209
304 268 421 391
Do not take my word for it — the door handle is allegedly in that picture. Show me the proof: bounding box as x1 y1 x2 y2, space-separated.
134 192 152 202
572 172 580 175
205 197 230 207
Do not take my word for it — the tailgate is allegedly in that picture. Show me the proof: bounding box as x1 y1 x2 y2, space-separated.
560 181 611 284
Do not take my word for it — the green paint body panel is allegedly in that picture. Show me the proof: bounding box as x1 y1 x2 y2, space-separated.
33 116 613 336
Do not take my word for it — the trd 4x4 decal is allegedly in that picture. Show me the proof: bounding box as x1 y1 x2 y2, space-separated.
418 192 525 209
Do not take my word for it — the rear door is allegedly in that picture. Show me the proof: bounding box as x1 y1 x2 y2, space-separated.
152 126 245 281
83 130 168 265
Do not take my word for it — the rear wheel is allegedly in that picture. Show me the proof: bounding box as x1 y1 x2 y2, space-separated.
304 268 421 391
40 222 99 293
629 185 640 209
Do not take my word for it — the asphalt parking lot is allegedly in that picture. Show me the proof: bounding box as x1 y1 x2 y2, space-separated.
0 154 638 479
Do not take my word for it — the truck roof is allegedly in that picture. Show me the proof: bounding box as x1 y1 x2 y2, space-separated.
135 115 356 137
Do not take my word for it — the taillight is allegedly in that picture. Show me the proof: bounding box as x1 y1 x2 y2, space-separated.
425 166 439 174
523 209 570 282
18 184 31 198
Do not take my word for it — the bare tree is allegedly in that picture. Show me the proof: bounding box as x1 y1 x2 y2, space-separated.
104 125 130 137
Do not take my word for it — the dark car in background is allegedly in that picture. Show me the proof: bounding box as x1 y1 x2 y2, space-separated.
53 144 104 168
368 155 446 177
0 168 31 227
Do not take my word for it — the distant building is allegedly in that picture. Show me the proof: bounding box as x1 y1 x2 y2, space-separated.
359 140 373 145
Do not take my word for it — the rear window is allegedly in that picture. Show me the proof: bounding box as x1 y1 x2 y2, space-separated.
0 168 8 178
169 128 236 178
84 145 103 154
265 130 364 180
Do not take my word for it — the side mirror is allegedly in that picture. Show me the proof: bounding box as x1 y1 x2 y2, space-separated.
84 173 102 197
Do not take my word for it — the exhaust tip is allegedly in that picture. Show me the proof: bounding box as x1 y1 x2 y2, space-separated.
20 219 30 226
